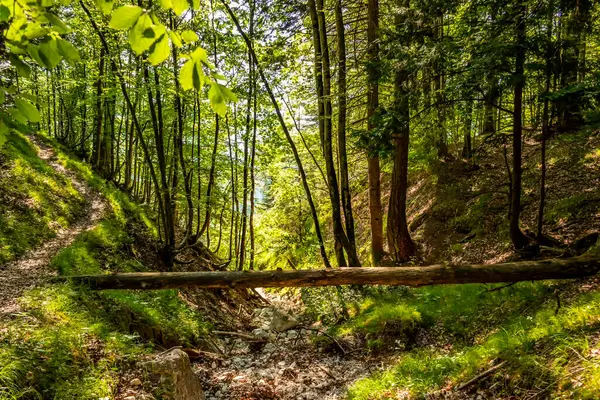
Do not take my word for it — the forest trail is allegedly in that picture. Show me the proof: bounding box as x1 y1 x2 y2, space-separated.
0 135 109 318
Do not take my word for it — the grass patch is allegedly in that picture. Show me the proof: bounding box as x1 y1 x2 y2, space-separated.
0 133 84 264
0 134 209 399
346 282 600 399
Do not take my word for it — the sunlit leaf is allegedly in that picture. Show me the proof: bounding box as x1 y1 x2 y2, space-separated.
171 0 188 16
169 31 182 48
8 108 27 125
182 30 198 44
57 38 80 64
147 34 170 65
15 97 41 123
38 39 63 69
157 0 172 10
180 58 195 91
109 5 143 30
24 22 48 40
208 83 226 116
27 44 45 68
95 0 113 15
129 13 156 55
44 12 69 34
9 54 31 78
190 46 207 63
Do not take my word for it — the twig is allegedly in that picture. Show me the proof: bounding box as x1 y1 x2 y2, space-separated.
456 360 507 391
299 326 347 354
483 282 517 293
317 364 339 381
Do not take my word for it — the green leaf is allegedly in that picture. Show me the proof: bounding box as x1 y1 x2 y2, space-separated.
191 0 200 10
38 39 63 69
192 61 205 90
109 5 143 30
147 34 170 65
8 108 27 125
208 84 226 116
57 38 80 64
0 121 7 147
190 46 208 63
129 13 156 55
169 31 182 48
15 97 40 123
0 90 5 105
0 5 10 22
157 0 172 10
95 0 113 15
181 30 198 44
44 12 69 34
27 44 45 68
9 54 31 78
24 22 49 40
180 58 195 91
171 0 188 16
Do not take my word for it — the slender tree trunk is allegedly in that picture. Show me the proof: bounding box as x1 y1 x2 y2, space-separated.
367 0 384 265
335 0 357 254
238 0 255 271
249 79 257 271
510 0 529 250
538 5 553 241
462 100 473 159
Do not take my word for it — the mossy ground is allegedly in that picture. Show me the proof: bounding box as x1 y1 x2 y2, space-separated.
0 134 209 400
344 280 600 399
0 132 84 265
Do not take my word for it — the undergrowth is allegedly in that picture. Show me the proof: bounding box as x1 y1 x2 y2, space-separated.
0 134 209 399
344 281 600 399
0 132 84 264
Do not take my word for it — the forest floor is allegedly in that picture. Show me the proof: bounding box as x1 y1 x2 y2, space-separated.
0 136 109 317
1 130 599 400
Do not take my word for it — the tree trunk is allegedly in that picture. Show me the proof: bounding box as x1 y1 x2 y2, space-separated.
387 0 416 263
509 0 529 250
65 257 600 290
367 0 384 266
335 0 357 254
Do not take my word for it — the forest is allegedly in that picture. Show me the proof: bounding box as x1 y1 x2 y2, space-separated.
1 0 600 398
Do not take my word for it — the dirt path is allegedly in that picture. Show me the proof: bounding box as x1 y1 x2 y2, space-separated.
0 136 109 318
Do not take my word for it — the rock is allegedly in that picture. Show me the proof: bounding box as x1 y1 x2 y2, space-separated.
141 348 205 400
130 378 142 386
262 343 277 353
252 328 270 339
268 309 298 332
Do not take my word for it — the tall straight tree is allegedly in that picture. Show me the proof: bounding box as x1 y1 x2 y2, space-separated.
367 0 384 265
335 0 357 254
387 0 416 262
509 0 529 250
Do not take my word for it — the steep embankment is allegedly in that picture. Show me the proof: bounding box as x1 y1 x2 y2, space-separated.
352 129 600 265
0 134 252 399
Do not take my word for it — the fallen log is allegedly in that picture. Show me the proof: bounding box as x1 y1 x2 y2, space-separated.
55 257 600 290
